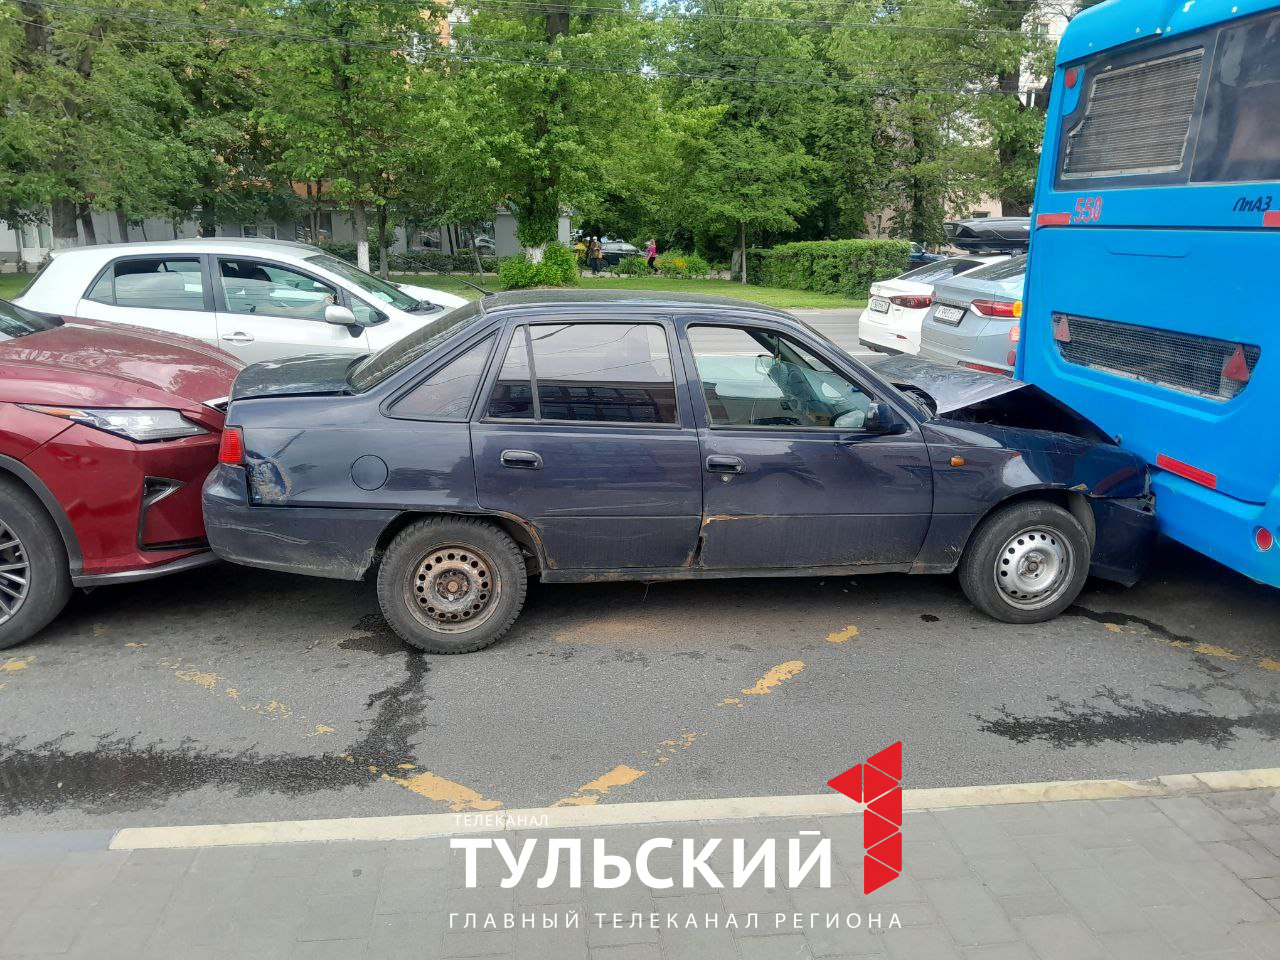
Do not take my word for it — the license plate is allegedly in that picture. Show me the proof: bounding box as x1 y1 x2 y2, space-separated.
869 296 890 313
935 305 965 324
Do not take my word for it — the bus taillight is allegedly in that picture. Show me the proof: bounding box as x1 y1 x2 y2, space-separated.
1256 528 1274 552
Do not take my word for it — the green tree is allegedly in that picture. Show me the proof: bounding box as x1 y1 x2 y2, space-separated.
1 0 216 245
450 1 661 259
661 0 824 280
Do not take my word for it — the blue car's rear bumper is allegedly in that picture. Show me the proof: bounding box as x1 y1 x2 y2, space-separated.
203 464 398 581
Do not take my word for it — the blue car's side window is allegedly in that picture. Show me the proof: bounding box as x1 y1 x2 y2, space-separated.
487 326 536 419
390 335 495 420
485 322 679 426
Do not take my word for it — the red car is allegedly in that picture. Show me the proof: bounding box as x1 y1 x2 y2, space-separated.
0 298 240 648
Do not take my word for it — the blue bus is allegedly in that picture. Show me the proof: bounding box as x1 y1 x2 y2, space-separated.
1019 0 1280 586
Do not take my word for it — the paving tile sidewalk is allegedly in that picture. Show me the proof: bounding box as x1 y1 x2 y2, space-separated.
2 789 1279 960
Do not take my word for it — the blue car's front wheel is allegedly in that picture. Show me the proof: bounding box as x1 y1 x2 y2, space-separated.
958 501 1090 624
377 517 528 654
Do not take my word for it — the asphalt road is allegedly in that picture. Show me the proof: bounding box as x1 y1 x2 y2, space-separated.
1 535 1278 833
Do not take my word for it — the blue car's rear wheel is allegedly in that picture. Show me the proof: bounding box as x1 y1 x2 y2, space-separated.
958 501 1089 624
377 517 527 654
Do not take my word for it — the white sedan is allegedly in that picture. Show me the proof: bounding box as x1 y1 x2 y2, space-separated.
15 238 469 364
859 255 1006 355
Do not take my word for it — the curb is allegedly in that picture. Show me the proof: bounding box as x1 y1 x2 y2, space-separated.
105 766 1280 851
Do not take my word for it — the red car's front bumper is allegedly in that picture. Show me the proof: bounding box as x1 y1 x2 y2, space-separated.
24 423 223 583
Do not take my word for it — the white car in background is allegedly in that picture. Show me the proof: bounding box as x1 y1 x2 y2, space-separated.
15 239 468 364
859 255 1008 355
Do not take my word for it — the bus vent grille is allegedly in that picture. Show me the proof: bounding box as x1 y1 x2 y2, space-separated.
1063 50 1203 178
1053 313 1260 401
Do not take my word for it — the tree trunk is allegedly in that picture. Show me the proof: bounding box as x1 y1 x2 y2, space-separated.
77 202 97 244
739 222 748 284
376 205 389 279
526 245 545 264
352 202 370 272
51 198 81 249
471 241 484 275
114 209 129 242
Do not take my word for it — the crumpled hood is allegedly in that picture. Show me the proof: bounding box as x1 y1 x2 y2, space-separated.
868 354 1025 415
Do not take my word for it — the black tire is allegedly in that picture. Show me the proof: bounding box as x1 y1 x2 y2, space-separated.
958 501 1090 624
0 477 72 650
376 517 527 654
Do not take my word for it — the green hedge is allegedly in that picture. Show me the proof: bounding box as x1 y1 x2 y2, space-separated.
746 240 911 297
498 243 581 289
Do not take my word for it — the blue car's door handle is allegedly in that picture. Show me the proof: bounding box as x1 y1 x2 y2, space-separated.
501 449 543 469
705 455 744 474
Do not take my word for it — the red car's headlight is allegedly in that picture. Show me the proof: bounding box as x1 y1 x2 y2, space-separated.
20 405 208 443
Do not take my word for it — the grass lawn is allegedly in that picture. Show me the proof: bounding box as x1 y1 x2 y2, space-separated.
0 273 32 300
0 269 862 311
397 273 865 309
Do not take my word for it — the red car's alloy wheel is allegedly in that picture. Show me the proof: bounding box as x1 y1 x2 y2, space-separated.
0 518 31 626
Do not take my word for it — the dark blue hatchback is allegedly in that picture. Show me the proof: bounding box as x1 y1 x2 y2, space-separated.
204 291 1155 653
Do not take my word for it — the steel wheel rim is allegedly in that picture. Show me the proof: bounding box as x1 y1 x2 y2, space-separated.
406 544 501 634
993 526 1073 610
0 519 30 626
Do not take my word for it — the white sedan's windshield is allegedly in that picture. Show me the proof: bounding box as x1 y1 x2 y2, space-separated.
305 254 419 311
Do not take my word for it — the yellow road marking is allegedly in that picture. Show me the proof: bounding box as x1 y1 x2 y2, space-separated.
827 625 859 644
555 765 647 807
390 770 503 811
1 655 34 672
717 696 742 707
158 658 501 812
173 668 220 689
1093 620 1272 671
742 660 805 696
125 642 146 649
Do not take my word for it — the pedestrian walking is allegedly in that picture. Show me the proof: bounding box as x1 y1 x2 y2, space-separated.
646 239 658 274
588 236 604 275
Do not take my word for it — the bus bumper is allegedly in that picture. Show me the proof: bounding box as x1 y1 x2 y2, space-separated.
1152 471 1280 588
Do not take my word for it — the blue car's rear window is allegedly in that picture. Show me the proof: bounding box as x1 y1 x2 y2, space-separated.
348 301 486 391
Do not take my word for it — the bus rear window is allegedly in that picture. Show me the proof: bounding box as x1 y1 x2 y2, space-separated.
1061 49 1203 181
1190 10 1280 184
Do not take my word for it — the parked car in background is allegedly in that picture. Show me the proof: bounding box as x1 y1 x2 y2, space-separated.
944 217 1031 255
14 239 467 365
205 291 1154 655
907 242 947 270
860 255 1008 355
0 299 238 649
599 238 640 266
919 256 1027 375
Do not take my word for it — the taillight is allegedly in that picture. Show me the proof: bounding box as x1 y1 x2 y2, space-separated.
218 427 244 465
1008 325 1021 343
1256 527 1275 552
889 294 933 309
970 299 1021 319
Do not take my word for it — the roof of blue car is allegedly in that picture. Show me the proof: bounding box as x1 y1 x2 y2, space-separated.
476 288 793 317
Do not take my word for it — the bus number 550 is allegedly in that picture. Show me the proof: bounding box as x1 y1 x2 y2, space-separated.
1073 196 1103 223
